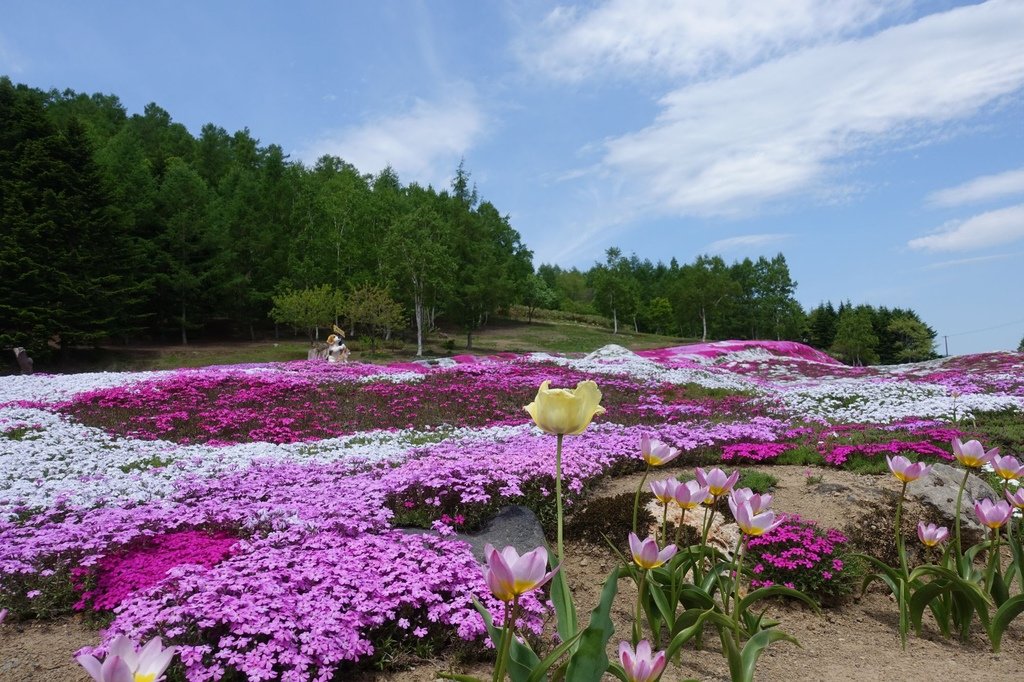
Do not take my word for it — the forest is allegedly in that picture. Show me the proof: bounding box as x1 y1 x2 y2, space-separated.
0 77 937 365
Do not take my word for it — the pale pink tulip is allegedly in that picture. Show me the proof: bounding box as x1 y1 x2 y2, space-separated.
917 522 949 547
640 434 680 466
619 639 667 682
673 480 710 510
886 455 932 483
974 499 1013 529
1006 488 1024 510
992 454 1024 481
952 438 998 469
730 487 773 514
483 544 557 602
649 478 681 504
695 467 739 497
728 496 783 537
628 533 677 569
77 635 176 682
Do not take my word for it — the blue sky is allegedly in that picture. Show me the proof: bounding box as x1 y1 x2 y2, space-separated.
2 0 1023 354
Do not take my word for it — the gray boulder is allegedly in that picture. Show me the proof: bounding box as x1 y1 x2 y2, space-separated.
400 505 547 564
908 463 996 534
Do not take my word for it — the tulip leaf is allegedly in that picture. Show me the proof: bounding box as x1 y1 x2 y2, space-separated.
646 577 676 629
565 567 620 682
665 608 724 661
737 628 800 682
437 674 486 682
679 584 716 610
549 565 579 645
989 594 1024 653
605 663 630 682
990 568 1009 607
472 597 541 682
908 580 950 634
739 586 820 616
525 630 585 682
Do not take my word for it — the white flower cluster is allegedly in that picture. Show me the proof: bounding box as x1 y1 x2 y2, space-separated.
775 380 1024 423
0 369 174 406
526 346 757 393
0 404 529 519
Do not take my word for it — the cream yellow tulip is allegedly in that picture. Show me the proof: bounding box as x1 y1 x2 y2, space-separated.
524 380 605 435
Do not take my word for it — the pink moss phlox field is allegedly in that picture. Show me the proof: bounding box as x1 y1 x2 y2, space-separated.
74 530 238 611
637 340 841 366
90 531 545 682
57 361 647 445
4 340 1023 679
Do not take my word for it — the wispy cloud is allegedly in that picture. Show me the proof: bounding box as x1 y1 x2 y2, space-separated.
521 0 904 82
300 86 484 187
926 167 1024 208
592 1 1024 218
909 204 1024 252
705 233 792 253
920 252 1021 270
0 32 26 74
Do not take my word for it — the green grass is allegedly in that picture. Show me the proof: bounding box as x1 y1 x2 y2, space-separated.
65 316 693 372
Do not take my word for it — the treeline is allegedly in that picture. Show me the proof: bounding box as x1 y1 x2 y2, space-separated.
0 77 530 357
532 252 938 365
0 77 938 365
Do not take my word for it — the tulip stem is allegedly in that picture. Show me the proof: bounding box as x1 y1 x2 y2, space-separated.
895 481 909 580
731 535 745 647
493 598 517 682
986 528 1001 591
660 503 669 546
555 433 565 564
632 464 651 536
633 569 648 646
674 508 687 547
954 468 970 561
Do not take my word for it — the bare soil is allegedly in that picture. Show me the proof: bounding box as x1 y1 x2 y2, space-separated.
3 466 1022 681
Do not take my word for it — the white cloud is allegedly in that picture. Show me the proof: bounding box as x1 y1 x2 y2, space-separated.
522 0 904 82
919 252 1020 270
300 87 484 188
909 204 1024 252
705 233 792 253
926 167 1024 208
594 0 1024 217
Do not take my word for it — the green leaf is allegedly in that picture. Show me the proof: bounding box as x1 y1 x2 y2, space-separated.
990 568 1009 607
739 586 820 616
565 567 621 682
908 580 950 634
437 674 486 682
549 566 579 645
472 596 541 682
525 630 585 682
665 609 728 662
989 594 1024 653
737 628 800 682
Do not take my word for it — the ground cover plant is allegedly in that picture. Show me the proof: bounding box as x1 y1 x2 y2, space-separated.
1 341 1023 680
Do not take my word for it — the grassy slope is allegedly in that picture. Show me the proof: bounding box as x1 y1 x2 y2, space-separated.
62 318 693 372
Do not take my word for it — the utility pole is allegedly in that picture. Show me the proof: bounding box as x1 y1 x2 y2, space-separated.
944 335 949 356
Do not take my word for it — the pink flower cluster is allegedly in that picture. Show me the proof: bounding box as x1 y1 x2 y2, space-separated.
93 531 547 682
721 442 790 462
823 440 952 467
73 531 238 611
746 514 851 602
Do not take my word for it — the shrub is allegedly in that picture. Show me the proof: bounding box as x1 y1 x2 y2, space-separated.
565 492 656 551
745 514 855 605
736 469 778 493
